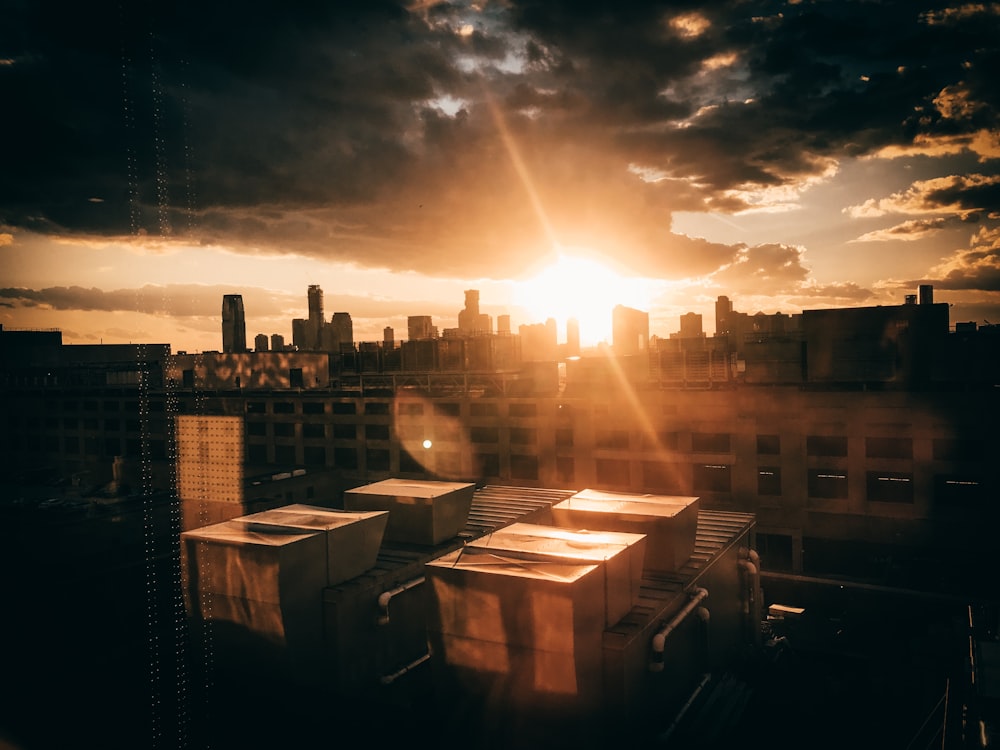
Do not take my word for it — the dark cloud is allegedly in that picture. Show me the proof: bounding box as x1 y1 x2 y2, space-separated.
2 0 999 278
923 226 1000 292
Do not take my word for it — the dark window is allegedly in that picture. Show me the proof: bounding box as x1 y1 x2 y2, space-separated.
302 402 325 415
334 447 358 469
247 402 266 414
125 439 141 457
104 419 120 431
932 439 986 462
274 423 295 437
476 453 500 477
366 424 390 441
83 418 99 430
148 440 166 460
470 402 497 417
396 424 424 440
247 422 267 437
642 461 685 493
104 438 121 456
596 430 629 450
434 402 460 417
556 457 574 484
124 401 138 412
303 446 326 466
148 401 164 413
365 402 390 415
64 436 79 454
758 467 782 496
399 450 423 474
555 428 573 448
333 424 356 440
808 469 848 499
64 400 79 412
694 464 731 493
84 400 98 411
756 434 780 455
247 444 268 464
275 445 296 464
470 427 498 444
332 402 356 415
596 458 629 486
274 402 295 414
756 533 793 573
508 403 536 418
182 369 194 388
399 402 424 416
44 435 59 453
865 437 913 460
103 401 119 412
866 471 913 503
510 428 536 445
367 449 390 472
289 368 304 388
63 417 78 429
692 432 731 453
807 436 848 457
510 454 539 480
302 423 325 439
934 474 986 507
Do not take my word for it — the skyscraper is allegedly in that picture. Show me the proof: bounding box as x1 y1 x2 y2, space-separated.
612 304 648 356
331 312 354 352
307 284 324 350
254 333 269 352
458 289 492 335
221 294 247 353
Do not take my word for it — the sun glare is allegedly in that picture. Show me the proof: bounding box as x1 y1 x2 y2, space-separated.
513 255 653 346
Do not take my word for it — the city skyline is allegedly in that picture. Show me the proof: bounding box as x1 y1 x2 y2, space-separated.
2 2 1000 352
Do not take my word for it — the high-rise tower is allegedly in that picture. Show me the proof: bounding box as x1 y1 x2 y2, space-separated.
307 285 324 350
221 294 247 353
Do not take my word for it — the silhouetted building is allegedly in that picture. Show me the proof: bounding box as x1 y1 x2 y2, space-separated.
497 314 511 336
271 333 286 351
383 327 394 348
715 295 733 337
327 312 354 353
254 333 269 352
221 294 247 353
408 316 436 341
292 318 307 350
519 318 558 361
457 289 492 336
307 285 324 350
676 312 704 339
612 304 648 356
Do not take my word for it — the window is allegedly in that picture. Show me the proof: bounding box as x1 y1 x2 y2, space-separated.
334 447 357 469
692 433 731 453
508 403 536 418
398 402 424 416
510 454 539 480
756 434 780 455
333 424 356 440
84 400 98 411
436 452 462 476
367 449 390 472
641 431 679 451
642 461 685 493
865 437 912 460
289 368 304 388
302 402 324 415
247 444 268 464
63 417 78 429
104 419 120 431
470 402 497 417
476 453 499 477
470 427 498 444
365 424 390 441
365 402 390 415
126 419 141 433
756 533 793 573
274 445 296 464
396 423 424 440
934 474 986 507
932 438 986 462
434 402 460 417
302 423 325 439
104 438 121 456
274 402 295 414
510 428 536 445
807 436 847 457
332 402 356 415
555 428 573 448
757 467 781 496
83 418 99 430
64 400 79 412
303 446 326 466
866 471 913 503
595 430 629 451
273 423 295 437
247 401 266 414
64 436 79 454
399 450 423 474
808 469 848 499
247 422 267 437
182 369 194 388
556 457 574 484
103 401 120 412
693 464 731 493
596 458 629 486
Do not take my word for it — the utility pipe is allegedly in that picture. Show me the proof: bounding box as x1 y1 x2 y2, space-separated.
380 653 431 685
649 587 709 672
377 576 425 626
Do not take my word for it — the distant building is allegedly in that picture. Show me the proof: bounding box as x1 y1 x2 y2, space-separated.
612 304 648 356
566 317 580 357
330 312 354 352
519 318 558 361
221 294 247 354
254 333 269 352
270 334 285 351
307 285 324 350
408 315 435 341
715 295 733 337
291 319 307 350
457 289 492 336
497 314 511 336
383 327 394 348
677 312 704 339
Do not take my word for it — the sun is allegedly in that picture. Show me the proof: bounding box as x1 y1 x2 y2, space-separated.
513 254 654 346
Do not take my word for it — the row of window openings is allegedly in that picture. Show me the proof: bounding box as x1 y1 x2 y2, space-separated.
246 401 538 418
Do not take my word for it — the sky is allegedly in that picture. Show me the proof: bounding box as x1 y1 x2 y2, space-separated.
2 0 999 351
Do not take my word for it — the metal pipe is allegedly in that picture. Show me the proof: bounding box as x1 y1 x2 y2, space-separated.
380 653 431 685
377 576 425 626
658 673 712 743
649 587 709 672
